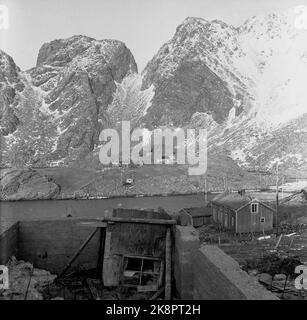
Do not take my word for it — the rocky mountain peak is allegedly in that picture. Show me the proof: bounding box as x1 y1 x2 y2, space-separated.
240 6 307 38
141 7 307 170
1 7 306 172
1 36 138 167
0 49 21 83
0 50 25 137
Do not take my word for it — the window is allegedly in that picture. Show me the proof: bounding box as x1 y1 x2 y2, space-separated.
251 203 259 213
122 255 163 290
260 217 265 223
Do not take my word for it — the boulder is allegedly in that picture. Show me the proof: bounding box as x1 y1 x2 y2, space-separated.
274 274 287 281
258 273 272 285
248 269 259 276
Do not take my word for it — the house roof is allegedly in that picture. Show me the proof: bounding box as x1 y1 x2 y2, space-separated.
182 206 212 217
211 193 252 210
211 193 276 212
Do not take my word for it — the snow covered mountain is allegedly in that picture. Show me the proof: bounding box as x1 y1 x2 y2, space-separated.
141 7 307 171
0 7 306 172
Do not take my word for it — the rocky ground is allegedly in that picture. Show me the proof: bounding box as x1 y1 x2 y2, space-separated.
0 257 56 300
0 258 157 300
198 223 307 299
244 255 307 300
40 269 156 300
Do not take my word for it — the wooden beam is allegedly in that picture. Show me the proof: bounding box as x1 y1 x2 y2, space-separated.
56 228 99 281
86 279 101 300
137 285 158 292
96 227 106 280
275 234 283 249
77 221 107 228
103 217 177 225
123 254 161 260
150 287 165 300
165 227 172 300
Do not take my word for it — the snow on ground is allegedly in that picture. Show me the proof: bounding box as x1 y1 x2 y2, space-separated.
276 180 307 192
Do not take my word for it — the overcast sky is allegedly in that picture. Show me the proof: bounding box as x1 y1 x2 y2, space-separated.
1 0 307 71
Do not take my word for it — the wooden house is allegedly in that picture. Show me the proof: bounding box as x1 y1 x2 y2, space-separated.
177 207 212 227
211 193 275 234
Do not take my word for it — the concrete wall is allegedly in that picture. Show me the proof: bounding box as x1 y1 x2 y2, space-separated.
174 226 200 299
0 222 19 265
193 245 278 300
173 225 278 300
18 220 101 274
1 220 279 300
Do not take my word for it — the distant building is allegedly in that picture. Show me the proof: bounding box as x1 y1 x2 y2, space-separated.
176 206 212 227
211 193 275 234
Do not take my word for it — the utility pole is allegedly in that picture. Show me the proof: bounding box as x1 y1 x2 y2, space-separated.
276 162 279 235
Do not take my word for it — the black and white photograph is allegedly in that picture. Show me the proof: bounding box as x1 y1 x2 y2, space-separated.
0 0 307 305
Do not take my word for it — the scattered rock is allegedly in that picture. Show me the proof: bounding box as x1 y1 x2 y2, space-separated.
258 273 272 284
274 274 287 281
0 258 56 300
248 269 259 276
282 293 304 300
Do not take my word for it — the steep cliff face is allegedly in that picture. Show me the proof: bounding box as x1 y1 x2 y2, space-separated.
142 18 247 127
0 50 25 136
0 7 306 173
1 36 137 166
142 8 307 170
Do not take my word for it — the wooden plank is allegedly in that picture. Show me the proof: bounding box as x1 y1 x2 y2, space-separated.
56 228 99 280
104 231 112 258
151 224 167 257
137 285 158 292
124 223 151 255
86 279 101 300
96 228 106 279
103 254 122 286
165 227 172 300
150 287 165 300
77 221 107 228
158 260 164 287
123 255 161 260
275 234 283 249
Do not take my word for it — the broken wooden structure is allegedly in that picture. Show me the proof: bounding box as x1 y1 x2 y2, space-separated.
55 208 176 299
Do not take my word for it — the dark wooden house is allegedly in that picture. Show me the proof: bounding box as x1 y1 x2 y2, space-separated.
177 207 212 227
211 193 275 234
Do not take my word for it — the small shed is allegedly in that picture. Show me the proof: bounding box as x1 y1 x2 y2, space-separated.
177 207 212 227
211 193 275 234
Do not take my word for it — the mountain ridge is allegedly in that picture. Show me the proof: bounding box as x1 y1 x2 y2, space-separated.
0 7 306 173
